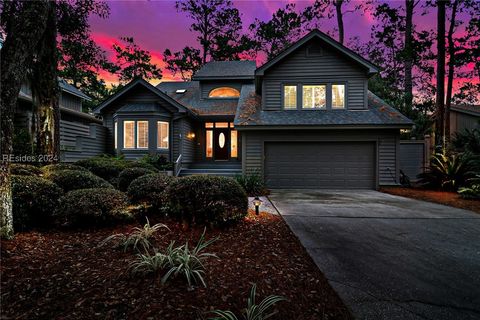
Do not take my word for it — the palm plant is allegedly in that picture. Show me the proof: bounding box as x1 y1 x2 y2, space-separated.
209 284 286 320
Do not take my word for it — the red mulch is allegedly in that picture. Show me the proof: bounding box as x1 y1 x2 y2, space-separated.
380 187 480 214
0 211 352 320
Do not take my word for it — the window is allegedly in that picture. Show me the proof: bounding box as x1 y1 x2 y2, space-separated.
332 84 345 109
284 85 297 109
136 121 149 149
123 121 135 149
208 87 240 98
206 130 213 157
231 130 238 157
205 122 214 128
303 85 326 109
157 121 169 149
114 121 118 149
215 122 228 128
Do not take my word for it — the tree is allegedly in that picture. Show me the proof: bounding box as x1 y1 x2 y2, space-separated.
0 1 52 238
163 47 203 81
436 0 447 147
404 0 417 115
113 37 162 83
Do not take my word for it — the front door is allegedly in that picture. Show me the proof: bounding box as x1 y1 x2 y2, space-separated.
214 128 229 160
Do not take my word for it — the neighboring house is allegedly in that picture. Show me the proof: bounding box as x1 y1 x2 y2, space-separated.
16 79 107 162
450 104 480 137
93 29 412 189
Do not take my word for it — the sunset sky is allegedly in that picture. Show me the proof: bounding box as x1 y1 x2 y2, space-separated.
89 0 477 90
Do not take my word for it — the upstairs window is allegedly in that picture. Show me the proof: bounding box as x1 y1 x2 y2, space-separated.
283 85 297 109
208 87 240 98
332 84 345 109
303 85 326 109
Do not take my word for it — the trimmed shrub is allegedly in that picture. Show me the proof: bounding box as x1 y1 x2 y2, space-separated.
127 174 174 210
76 156 128 183
45 169 113 192
11 175 63 230
41 163 88 175
10 163 41 176
164 175 248 226
234 170 268 196
118 167 156 191
126 161 159 172
139 154 174 171
56 188 131 227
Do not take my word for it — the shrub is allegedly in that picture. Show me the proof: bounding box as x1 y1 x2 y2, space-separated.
165 175 248 226
11 175 63 230
234 170 267 196
118 167 155 191
45 169 113 192
56 188 130 227
418 151 478 191
76 156 129 183
10 163 41 176
139 154 173 171
458 185 480 199
41 163 88 175
127 174 174 209
453 129 480 155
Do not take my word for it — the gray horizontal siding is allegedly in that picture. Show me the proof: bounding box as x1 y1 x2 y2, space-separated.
262 40 368 111
242 129 400 187
399 141 426 180
60 92 82 112
60 121 107 162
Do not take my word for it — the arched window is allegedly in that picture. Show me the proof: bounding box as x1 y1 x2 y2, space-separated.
208 87 240 98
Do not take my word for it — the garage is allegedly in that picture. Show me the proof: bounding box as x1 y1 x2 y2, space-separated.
264 142 376 189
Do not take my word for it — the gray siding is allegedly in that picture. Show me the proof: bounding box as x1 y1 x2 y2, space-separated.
60 92 82 112
399 141 426 180
451 111 480 135
242 129 400 187
200 81 243 99
172 117 195 164
262 39 368 111
60 121 107 162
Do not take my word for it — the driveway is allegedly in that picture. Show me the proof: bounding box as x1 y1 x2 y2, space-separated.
269 190 480 320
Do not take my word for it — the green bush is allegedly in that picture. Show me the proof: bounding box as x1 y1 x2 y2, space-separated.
139 154 174 171
41 163 88 175
453 129 480 155
11 175 63 230
45 169 113 192
76 156 129 183
125 161 159 172
234 170 267 196
10 163 41 176
127 174 174 210
165 175 247 226
458 185 480 199
118 167 156 191
56 188 131 227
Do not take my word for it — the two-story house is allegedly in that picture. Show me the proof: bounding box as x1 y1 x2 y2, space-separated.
93 30 412 189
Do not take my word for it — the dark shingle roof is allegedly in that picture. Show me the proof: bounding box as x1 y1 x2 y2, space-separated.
234 89 413 128
157 81 238 116
192 61 256 80
451 104 480 116
59 79 91 101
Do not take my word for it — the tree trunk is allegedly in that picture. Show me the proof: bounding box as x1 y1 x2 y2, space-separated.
334 0 344 45
445 0 458 144
32 3 60 164
404 0 414 116
0 1 50 239
435 0 446 148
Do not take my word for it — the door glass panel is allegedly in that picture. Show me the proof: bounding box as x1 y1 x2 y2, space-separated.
215 122 228 128
219 132 225 148
206 130 213 157
231 130 238 157
205 122 214 128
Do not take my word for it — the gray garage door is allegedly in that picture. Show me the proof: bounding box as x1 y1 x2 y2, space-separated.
264 142 376 189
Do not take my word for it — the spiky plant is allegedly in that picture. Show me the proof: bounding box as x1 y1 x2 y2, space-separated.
209 284 286 320
129 249 170 274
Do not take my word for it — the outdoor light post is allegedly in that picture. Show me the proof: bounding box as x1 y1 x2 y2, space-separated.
253 196 262 215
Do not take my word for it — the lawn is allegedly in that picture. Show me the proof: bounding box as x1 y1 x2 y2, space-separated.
380 187 480 214
1 210 352 320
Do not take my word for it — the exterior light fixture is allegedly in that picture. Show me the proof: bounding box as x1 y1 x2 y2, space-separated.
253 196 262 215
187 132 195 139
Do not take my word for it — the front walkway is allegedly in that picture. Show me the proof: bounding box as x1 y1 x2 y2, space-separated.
269 190 480 320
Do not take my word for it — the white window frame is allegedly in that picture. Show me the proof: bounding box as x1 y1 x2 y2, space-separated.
283 85 297 109
302 84 327 109
136 120 149 149
157 121 169 149
332 84 346 109
123 121 135 149
114 121 118 149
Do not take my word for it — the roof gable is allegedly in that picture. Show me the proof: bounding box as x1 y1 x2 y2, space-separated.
256 29 379 77
192 61 256 80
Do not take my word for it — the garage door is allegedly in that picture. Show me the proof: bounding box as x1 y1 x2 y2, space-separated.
264 142 376 189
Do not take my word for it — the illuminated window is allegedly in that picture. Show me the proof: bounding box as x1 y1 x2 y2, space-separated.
206 130 213 157
136 121 149 149
303 85 326 109
123 121 135 149
230 123 234 128
284 85 297 109
205 122 214 128
208 87 240 98
157 121 169 149
231 130 238 158
114 121 118 149
332 84 345 109
215 122 229 128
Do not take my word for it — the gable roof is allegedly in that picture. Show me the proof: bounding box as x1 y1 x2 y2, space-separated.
92 78 190 115
451 104 480 117
255 29 379 77
59 79 92 101
192 61 256 80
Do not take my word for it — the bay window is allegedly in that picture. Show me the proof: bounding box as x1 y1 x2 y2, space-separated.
114 121 118 149
123 121 135 149
137 121 149 149
157 121 169 149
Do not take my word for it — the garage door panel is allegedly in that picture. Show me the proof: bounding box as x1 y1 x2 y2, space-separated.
265 142 375 189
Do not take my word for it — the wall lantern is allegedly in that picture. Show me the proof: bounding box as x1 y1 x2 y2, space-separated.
187 132 196 139
252 196 262 215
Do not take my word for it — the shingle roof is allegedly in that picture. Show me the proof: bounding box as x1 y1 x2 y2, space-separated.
192 61 256 80
59 79 91 101
116 103 164 113
234 89 413 128
451 104 480 117
157 81 238 116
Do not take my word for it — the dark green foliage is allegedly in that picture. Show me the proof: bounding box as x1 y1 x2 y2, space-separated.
165 175 247 226
418 151 478 191
45 169 113 192
458 184 480 199
118 167 155 191
234 171 267 196
12 128 33 157
127 174 174 210
452 128 480 155
126 161 159 172
10 163 41 176
41 163 88 175
11 175 63 230
139 154 173 171
56 188 131 227
76 156 128 183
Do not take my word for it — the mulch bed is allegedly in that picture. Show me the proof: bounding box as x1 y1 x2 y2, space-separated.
380 187 480 214
1 211 352 320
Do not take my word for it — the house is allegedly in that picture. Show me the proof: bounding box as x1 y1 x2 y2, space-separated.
449 104 480 137
93 29 412 189
16 79 107 161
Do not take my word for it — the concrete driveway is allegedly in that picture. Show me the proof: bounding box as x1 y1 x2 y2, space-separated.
269 190 480 320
